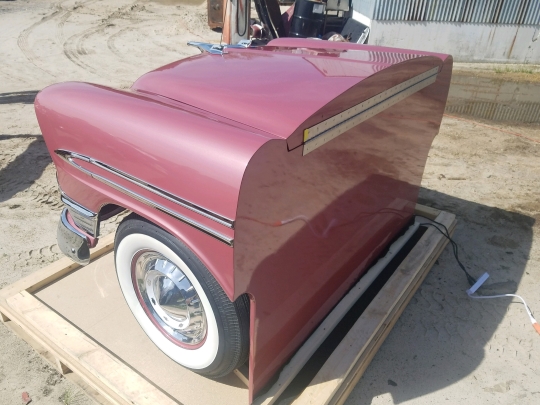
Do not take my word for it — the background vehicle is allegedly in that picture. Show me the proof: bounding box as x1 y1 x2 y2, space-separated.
213 0 371 45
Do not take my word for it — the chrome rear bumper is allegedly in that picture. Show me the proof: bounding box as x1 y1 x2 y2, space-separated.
57 208 91 265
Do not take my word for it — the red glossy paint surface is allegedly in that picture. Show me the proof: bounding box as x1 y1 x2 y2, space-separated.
35 42 452 403
132 45 429 140
36 83 272 220
235 54 453 400
35 83 269 300
268 37 451 62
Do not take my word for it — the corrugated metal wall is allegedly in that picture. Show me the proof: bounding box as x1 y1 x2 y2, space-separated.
446 102 540 123
373 0 540 25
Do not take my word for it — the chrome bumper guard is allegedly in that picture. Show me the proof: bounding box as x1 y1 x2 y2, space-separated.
61 192 99 236
58 208 91 265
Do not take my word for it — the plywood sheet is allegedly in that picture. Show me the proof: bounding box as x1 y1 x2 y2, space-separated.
35 252 248 405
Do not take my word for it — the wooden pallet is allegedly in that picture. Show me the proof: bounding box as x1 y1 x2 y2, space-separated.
0 204 456 405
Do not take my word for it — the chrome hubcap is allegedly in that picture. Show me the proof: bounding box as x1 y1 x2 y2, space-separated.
132 251 207 346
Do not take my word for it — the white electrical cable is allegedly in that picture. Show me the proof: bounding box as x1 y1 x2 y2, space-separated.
417 217 539 337
466 272 540 335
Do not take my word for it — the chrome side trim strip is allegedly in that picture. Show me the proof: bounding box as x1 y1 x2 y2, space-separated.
302 67 439 155
55 150 234 246
93 160 234 229
55 150 234 229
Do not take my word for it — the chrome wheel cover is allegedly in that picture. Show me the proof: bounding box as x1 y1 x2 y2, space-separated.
131 250 207 347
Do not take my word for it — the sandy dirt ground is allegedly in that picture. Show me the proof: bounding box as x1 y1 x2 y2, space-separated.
0 0 539 404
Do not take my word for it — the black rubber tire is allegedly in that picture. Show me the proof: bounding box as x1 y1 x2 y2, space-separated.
114 213 250 377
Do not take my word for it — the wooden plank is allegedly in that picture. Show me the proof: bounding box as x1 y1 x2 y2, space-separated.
330 215 456 405
234 365 250 387
0 231 176 405
292 211 456 405
1 316 113 405
414 204 441 220
0 298 125 405
5 291 178 405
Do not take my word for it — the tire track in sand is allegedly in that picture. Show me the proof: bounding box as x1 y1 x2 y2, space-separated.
28 183 63 210
55 7 72 45
16 2 64 78
62 1 141 83
17 0 97 80
106 26 133 59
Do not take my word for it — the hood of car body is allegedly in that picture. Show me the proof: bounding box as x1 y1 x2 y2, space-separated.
131 41 435 143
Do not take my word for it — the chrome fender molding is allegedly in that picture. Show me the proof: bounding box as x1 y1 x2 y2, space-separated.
55 150 234 247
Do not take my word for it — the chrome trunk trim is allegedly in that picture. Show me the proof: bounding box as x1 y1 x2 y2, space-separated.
302 67 439 155
55 150 234 247
58 208 91 265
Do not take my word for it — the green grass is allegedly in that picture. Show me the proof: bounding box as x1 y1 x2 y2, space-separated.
494 66 535 74
58 388 83 405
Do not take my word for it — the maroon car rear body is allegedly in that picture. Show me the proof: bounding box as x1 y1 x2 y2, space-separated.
35 38 452 402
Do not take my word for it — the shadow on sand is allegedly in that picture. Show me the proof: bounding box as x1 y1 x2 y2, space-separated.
343 188 535 404
0 136 51 203
0 91 39 105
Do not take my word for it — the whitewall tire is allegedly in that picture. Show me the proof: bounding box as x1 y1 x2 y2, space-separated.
114 214 249 377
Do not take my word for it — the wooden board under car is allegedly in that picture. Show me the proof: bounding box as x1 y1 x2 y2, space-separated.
0 204 456 405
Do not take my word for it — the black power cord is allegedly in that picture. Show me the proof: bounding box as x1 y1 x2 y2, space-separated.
414 215 477 287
